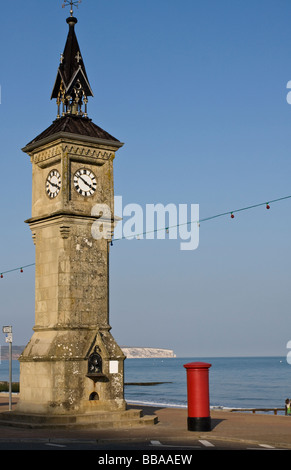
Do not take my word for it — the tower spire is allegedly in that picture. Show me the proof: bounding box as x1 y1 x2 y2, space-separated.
51 1 93 119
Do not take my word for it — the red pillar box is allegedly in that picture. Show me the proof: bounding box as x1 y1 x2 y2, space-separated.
183 362 212 432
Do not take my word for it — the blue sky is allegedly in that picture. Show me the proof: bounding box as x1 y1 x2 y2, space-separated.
1 0 291 357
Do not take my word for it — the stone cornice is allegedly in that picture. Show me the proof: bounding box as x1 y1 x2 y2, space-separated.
25 139 118 168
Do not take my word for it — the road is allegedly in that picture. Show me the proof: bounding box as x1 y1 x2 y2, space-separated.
0 437 286 451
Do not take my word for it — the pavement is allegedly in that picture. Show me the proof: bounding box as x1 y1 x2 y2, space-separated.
1 394 291 450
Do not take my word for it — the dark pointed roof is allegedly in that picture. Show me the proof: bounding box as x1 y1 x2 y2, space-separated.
23 13 123 153
51 16 93 100
23 115 122 151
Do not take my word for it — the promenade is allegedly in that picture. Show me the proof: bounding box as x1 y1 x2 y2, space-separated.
1 394 291 450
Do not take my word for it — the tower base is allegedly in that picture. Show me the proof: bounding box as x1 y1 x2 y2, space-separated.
0 407 157 429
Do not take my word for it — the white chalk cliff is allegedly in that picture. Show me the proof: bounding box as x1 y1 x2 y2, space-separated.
121 347 176 358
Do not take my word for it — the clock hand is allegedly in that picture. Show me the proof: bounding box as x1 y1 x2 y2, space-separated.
78 175 93 190
49 181 61 189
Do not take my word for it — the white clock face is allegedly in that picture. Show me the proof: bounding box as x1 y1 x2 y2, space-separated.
74 168 97 197
46 169 61 199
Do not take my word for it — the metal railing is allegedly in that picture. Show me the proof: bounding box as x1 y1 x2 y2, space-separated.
230 408 285 415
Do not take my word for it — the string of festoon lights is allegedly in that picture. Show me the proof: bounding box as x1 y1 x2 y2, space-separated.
1 194 291 278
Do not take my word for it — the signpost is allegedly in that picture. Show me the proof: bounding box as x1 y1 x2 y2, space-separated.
2 326 12 411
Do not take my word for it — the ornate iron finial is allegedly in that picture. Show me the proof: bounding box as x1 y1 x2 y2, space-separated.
62 0 82 17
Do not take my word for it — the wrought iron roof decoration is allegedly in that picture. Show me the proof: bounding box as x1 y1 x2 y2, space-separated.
51 1 93 119
62 0 82 18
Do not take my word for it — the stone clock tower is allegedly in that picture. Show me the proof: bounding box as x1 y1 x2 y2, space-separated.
3 8 155 428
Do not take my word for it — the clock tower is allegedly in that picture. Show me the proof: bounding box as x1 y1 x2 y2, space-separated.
5 7 156 428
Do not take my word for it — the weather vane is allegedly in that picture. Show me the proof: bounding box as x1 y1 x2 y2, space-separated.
62 0 82 17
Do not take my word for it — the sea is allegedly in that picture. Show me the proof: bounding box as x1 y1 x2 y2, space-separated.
0 356 290 414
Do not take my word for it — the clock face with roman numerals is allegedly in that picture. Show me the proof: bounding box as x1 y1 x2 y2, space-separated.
74 168 97 197
46 169 61 199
